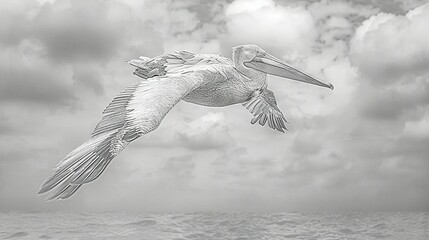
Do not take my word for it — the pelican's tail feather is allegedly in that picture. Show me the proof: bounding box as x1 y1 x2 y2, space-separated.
38 131 120 200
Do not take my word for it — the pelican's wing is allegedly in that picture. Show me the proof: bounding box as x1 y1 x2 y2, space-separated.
243 89 288 133
128 51 232 79
38 71 207 200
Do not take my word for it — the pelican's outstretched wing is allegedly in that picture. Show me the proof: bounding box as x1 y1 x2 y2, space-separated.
243 89 288 133
128 51 232 79
38 71 208 200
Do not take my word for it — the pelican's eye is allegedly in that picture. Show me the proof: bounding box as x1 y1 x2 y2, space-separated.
244 50 257 60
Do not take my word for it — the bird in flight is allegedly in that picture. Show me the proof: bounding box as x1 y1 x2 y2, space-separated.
38 45 333 200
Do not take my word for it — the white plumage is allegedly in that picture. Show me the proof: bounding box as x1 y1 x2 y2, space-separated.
39 45 333 200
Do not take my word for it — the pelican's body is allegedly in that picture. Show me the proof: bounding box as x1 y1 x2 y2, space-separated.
131 51 267 108
182 64 256 107
39 45 333 200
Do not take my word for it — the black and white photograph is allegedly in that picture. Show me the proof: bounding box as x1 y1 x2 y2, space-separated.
0 0 428 239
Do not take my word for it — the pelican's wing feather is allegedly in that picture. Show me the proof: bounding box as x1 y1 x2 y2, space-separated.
243 89 288 133
129 51 232 79
38 71 207 200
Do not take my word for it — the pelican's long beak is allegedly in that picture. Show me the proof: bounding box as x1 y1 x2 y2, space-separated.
244 53 334 90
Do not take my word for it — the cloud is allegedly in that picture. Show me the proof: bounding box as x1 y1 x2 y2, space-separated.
174 112 235 151
33 0 123 63
137 0 225 54
345 0 427 14
0 0 163 63
0 0 165 106
394 0 429 12
159 155 195 179
308 1 378 47
348 3 429 122
131 110 235 151
72 64 104 95
402 112 429 139
350 3 429 82
309 1 378 22
359 76 429 120
140 1 200 36
0 1 39 47
0 52 75 107
223 0 317 59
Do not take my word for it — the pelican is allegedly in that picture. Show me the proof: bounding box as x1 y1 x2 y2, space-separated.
38 45 333 200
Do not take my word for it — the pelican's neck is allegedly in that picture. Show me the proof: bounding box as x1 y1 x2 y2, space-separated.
234 60 267 90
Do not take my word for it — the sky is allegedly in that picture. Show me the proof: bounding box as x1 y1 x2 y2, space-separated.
0 0 429 212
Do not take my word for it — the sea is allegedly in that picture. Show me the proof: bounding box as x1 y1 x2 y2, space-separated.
0 212 428 239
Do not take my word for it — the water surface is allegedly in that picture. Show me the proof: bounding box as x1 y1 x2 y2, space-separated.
1 212 428 239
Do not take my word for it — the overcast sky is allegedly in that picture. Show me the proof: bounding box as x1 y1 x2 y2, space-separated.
1 0 429 212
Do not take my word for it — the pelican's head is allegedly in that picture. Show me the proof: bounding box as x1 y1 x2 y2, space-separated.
233 45 265 64
233 45 334 90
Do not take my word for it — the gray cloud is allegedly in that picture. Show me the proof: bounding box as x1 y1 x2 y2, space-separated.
308 1 378 50
72 64 104 95
221 0 317 59
357 76 429 120
33 0 123 63
0 0 123 63
0 112 14 134
347 3 429 127
159 155 195 179
0 64 75 107
0 1 38 47
350 4 429 82
173 112 235 151
130 111 236 151
292 131 323 155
